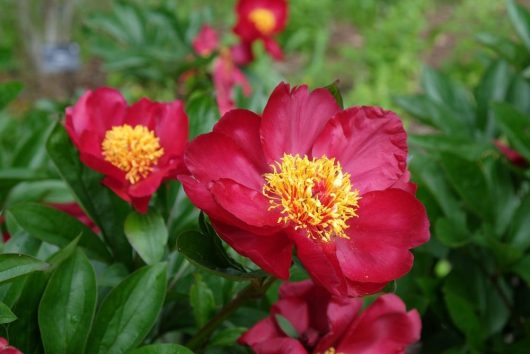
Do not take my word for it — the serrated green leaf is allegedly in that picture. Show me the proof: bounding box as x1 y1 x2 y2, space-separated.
39 249 97 354
125 211 168 265
86 263 167 354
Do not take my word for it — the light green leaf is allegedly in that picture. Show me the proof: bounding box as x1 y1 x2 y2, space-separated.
124 211 168 265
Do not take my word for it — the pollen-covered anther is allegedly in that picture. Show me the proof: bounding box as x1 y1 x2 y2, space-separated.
248 8 276 35
263 154 360 242
102 124 164 184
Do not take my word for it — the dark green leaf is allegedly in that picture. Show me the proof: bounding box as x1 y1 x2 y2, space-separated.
6 203 112 263
126 344 194 354
209 327 247 347
492 102 530 161
86 263 167 354
47 235 82 270
124 211 168 265
512 255 530 286
0 301 16 324
0 254 48 284
190 275 215 327
177 230 263 281
39 249 97 354
46 123 132 266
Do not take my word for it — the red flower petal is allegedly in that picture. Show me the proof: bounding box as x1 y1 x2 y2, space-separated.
65 88 127 144
184 132 265 190
210 179 281 227
260 83 340 163
336 294 421 353
263 38 283 60
211 221 293 279
252 338 308 354
213 109 268 169
238 316 284 346
312 106 408 193
335 189 430 283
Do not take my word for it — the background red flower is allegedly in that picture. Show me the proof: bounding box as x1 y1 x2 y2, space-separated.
66 88 189 212
239 280 421 354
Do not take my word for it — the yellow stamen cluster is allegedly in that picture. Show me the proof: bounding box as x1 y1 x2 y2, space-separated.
317 347 343 354
263 154 360 242
248 8 276 35
101 124 164 184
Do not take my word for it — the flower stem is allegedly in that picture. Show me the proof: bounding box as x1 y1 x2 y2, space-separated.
185 276 277 351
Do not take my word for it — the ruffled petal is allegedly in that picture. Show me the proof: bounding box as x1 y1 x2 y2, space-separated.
213 109 268 169
184 132 265 190
336 294 421 354
335 189 429 284
238 317 284 346
153 100 188 163
211 221 293 279
261 83 340 163
210 178 281 227
312 106 407 193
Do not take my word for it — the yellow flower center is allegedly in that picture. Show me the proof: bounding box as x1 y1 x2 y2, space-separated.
101 124 164 184
317 348 343 354
263 154 360 242
248 8 276 35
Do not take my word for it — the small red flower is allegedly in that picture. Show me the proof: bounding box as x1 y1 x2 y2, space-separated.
180 82 429 297
66 88 189 212
239 280 421 354
494 140 528 167
213 50 252 115
192 25 219 57
233 0 288 60
0 337 23 354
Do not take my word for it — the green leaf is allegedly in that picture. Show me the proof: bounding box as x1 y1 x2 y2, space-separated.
492 102 530 161
124 211 168 265
39 249 97 354
126 344 194 354
209 327 247 347
0 168 47 190
474 60 511 137
0 254 48 284
274 314 299 338
6 203 112 263
476 33 528 66
512 255 530 286
421 67 474 126
177 229 263 281
0 81 23 111
440 153 492 220
0 301 17 324
86 263 167 354
190 275 215 327
47 235 82 271
507 191 530 250
46 123 132 266
323 80 344 109
508 0 530 52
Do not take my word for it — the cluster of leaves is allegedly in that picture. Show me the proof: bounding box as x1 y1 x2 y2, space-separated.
392 1 530 352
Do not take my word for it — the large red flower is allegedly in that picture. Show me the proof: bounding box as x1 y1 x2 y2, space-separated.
233 0 288 60
180 82 429 297
0 337 22 354
66 88 189 212
239 280 421 354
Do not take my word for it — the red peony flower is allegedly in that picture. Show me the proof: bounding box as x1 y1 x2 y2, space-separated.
494 140 528 167
239 280 421 354
180 82 429 296
0 337 23 354
192 25 219 57
66 88 189 213
213 50 252 115
233 0 288 60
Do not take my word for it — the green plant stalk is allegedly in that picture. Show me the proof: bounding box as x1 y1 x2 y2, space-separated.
185 276 277 351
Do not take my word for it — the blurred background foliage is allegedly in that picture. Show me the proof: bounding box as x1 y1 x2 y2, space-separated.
1 0 530 353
